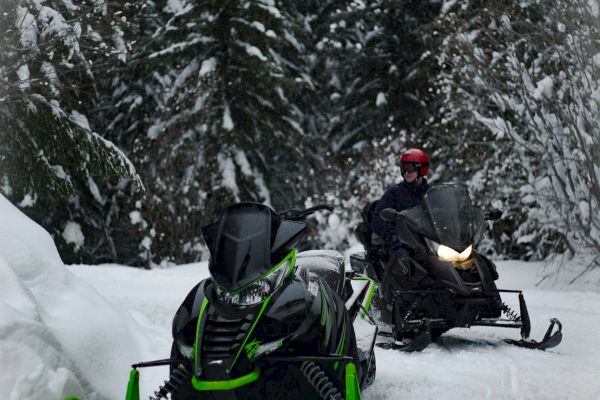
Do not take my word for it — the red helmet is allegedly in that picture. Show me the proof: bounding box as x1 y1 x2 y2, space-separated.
400 148 430 176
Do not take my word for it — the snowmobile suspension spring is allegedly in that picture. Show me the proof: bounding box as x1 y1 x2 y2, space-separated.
149 363 191 400
300 361 342 400
403 298 421 321
493 297 520 322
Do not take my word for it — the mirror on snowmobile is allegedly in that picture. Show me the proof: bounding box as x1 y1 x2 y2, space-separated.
380 208 400 222
484 209 502 221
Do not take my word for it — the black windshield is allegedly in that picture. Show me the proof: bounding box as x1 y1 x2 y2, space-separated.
400 184 484 251
208 203 273 291
203 203 307 292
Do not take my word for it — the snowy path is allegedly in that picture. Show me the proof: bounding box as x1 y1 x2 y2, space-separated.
68 261 600 400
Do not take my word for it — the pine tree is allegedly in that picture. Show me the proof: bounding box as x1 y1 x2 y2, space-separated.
126 0 313 264
0 0 140 262
300 1 442 250
319 0 441 158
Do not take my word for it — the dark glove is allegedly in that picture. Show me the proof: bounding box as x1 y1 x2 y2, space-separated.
384 233 404 250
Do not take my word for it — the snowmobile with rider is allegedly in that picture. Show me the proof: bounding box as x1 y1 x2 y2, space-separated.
352 183 563 352
125 203 378 400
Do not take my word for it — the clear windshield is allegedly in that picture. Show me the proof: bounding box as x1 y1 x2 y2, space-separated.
400 184 485 252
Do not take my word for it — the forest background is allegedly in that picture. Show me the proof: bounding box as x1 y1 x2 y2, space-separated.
1 0 599 279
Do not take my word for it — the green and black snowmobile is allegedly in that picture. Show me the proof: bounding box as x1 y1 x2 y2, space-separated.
125 203 378 400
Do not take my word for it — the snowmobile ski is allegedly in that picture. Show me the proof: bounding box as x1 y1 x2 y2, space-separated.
376 330 432 352
504 318 562 350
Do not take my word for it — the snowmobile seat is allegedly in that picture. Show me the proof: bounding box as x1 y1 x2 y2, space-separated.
296 250 345 297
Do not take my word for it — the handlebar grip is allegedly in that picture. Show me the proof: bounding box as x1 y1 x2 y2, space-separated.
380 208 399 222
304 204 334 213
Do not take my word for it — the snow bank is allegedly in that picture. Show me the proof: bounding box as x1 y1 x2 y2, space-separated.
0 194 163 399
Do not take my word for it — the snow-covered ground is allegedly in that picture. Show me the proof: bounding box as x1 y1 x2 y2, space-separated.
2 194 600 400
66 260 600 400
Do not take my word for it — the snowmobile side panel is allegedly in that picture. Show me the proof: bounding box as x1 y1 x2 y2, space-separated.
345 277 377 320
354 277 377 319
476 254 499 281
190 282 207 315
297 250 346 296
473 258 494 296
266 279 308 322
172 281 204 339
319 280 335 347
334 323 347 370
193 297 209 375
229 294 273 371
254 277 319 344
125 368 140 400
345 362 362 400
424 256 471 296
191 366 260 390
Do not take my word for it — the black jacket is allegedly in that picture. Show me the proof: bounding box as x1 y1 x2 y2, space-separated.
371 179 429 239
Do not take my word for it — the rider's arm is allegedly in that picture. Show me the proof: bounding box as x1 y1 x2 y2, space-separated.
370 186 397 240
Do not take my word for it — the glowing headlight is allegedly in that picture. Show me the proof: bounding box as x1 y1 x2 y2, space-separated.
215 258 291 307
437 244 472 262
425 238 473 262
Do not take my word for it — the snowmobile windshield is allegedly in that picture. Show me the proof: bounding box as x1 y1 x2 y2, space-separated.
400 184 485 252
208 203 276 292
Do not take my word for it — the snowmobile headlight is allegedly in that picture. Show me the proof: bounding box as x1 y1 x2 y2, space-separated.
216 279 272 307
425 238 473 263
215 253 295 307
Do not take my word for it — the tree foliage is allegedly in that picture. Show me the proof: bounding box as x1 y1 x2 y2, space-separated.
121 0 317 264
2 0 597 273
428 0 600 268
0 0 142 262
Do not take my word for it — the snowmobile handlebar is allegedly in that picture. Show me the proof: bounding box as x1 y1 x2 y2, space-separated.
380 208 401 222
280 204 334 221
382 207 502 222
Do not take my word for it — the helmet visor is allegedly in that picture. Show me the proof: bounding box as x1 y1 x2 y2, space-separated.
400 162 420 173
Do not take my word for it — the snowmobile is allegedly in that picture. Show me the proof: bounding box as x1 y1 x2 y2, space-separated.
351 183 562 352
125 203 378 400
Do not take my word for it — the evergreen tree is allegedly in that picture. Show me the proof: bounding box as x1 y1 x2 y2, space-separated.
322 0 441 157
0 0 140 261
304 0 442 250
128 0 313 264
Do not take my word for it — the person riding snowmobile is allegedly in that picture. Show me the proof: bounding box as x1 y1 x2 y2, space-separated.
369 148 430 280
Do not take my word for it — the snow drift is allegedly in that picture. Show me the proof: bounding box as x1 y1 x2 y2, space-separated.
0 194 163 399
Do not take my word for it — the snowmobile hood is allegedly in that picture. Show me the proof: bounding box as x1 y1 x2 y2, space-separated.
202 202 306 292
401 184 485 252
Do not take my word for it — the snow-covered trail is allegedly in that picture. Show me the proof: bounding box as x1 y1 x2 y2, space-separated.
68 261 600 400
